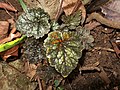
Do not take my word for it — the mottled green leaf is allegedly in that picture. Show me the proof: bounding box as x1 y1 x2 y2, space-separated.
22 37 45 64
76 26 94 49
44 31 84 77
61 10 82 29
16 8 50 39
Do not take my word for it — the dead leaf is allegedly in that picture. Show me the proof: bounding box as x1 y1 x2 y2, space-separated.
47 86 52 90
24 0 60 19
0 27 21 44
0 2 17 12
62 0 86 24
62 0 77 15
24 61 37 80
101 0 120 22
0 19 21 44
0 45 19 61
0 21 9 40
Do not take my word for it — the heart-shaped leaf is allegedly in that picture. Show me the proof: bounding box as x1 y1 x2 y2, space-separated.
16 8 50 39
44 31 84 77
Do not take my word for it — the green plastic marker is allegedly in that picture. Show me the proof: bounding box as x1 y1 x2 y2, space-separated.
0 35 26 52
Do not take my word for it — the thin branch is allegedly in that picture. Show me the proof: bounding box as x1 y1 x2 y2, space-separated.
55 0 63 21
86 12 120 29
37 77 43 90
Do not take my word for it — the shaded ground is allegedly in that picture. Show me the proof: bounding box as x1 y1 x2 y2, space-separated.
0 0 120 90
64 27 120 90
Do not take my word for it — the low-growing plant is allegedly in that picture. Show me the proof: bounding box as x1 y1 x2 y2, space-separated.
16 0 94 77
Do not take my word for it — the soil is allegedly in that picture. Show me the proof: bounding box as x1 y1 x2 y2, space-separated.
0 0 120 90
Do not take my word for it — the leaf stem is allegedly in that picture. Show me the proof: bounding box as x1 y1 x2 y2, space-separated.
0 35 26 52
18 0 27 12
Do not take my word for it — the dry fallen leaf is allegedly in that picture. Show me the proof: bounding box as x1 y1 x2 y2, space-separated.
0 21 9 40
24 0 60 19
0 18 21 44
62 0 86 23
101 0 120 22
0 45 19 61
62 0 78 15
0 2 17 12
24 61 38 80
0 19 21 61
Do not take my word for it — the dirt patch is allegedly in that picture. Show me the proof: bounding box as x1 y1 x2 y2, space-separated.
64 27 120 90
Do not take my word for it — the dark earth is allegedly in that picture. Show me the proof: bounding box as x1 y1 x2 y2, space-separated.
0 0 120 90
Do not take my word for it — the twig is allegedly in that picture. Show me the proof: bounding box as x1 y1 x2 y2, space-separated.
4 8 14 18
86 12 120 29
55 0 63 21
37 76 43 90
80 67 100 71
111 42 120 58
85 21 101 30
92 47 115 52
80 62 100 72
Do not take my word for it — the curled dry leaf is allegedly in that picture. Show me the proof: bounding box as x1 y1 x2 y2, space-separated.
0 19 22 60
0 2 17 12
0 45 19 61
0 18 21 44
0 27 21 44
0 19 21 60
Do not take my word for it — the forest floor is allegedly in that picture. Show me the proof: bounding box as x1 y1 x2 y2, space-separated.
0 0 120 90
